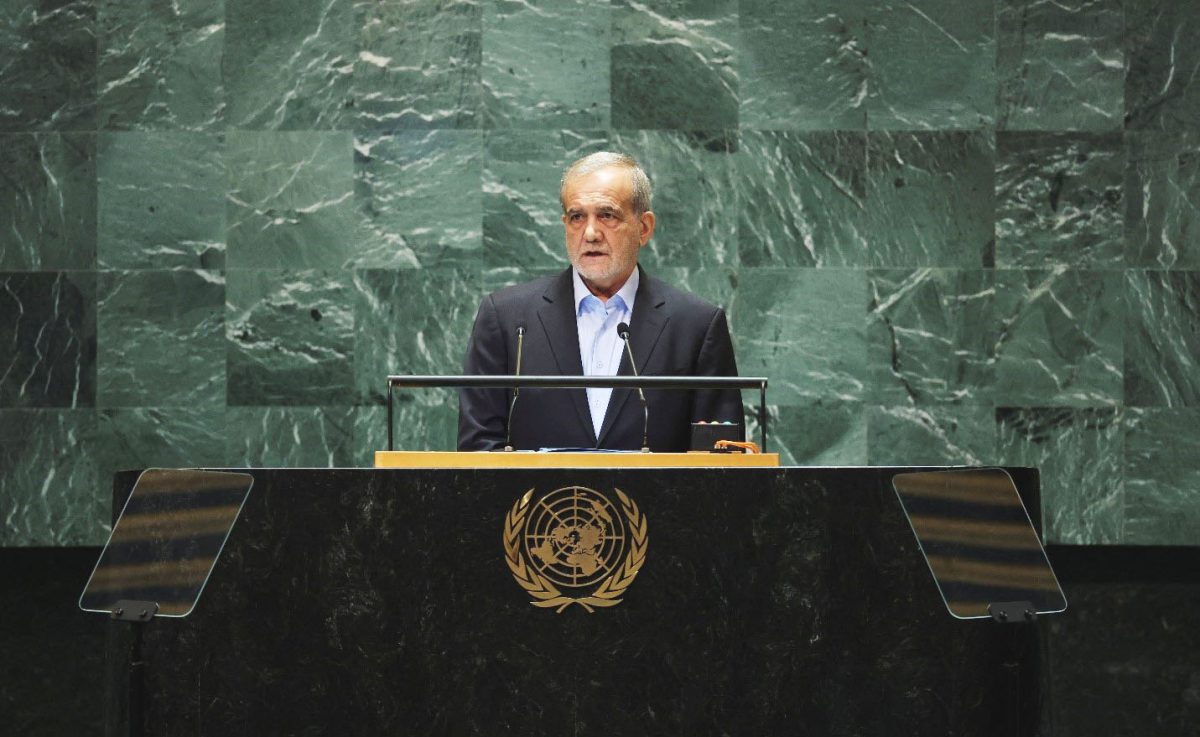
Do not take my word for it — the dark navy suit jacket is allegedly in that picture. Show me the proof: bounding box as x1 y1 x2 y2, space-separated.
457 267 744 451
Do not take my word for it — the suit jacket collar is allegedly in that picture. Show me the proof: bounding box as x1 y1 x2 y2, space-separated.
536 268 594 444
597 265 669 446
535 265 671 448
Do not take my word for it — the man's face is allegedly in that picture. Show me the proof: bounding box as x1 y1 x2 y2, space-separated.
561 166 655 299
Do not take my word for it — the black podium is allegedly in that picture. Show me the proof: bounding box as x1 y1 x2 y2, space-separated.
106 463 1048 736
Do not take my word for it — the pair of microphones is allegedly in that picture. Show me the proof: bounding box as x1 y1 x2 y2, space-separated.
503 322 649 452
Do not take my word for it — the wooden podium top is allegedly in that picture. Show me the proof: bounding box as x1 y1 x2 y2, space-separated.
374 450 780 468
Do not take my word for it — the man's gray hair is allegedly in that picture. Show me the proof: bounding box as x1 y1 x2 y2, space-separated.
560 151 653 215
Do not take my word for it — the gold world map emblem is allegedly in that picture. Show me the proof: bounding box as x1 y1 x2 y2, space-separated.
504 486 648 613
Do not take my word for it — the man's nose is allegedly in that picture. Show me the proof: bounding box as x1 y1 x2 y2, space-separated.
584 217 601 241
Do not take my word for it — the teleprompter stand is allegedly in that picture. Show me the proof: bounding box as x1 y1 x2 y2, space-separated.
891 468 1065 734
79 469 253 737
110 600 158 737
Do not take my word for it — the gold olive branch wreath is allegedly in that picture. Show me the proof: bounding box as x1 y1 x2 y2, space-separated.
503 488 648 614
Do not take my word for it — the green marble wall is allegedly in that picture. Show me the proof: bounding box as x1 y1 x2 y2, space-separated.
2 0 1198 547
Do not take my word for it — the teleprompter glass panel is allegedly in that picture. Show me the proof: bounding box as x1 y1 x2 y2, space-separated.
891 468 1067 620
79 469 253 618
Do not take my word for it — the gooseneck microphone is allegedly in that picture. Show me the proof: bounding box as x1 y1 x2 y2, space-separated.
503 325 525 451
616 322 650 453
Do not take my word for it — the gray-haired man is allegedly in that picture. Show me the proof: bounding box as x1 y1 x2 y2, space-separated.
458 152 743 451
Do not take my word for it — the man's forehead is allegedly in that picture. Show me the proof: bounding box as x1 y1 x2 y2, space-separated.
564 191 625 211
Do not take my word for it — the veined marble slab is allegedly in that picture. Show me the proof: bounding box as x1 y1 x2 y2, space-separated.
98 132 225 270
0 0 96 132
739 0 867 130
226 269 355 406
0 133 96 271
0 272 96 408
97 269 225 408
996 132 1124 268
354 130 482 269
996 0 1124 132
352 0 482 130
97 0 225 131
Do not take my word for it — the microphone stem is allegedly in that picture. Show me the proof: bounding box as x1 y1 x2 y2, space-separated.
619 331 650 453
639 393 648 452
504 326 525 451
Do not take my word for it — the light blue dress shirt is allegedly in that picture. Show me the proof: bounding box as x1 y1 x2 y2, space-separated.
573 267 639 439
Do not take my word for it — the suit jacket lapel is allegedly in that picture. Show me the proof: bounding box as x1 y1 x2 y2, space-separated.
597 268 668 446
536 268 596 445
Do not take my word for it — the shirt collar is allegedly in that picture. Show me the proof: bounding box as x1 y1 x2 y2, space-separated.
573 266 639 315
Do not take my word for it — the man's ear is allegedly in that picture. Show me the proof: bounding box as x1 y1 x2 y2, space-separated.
638 211 656 245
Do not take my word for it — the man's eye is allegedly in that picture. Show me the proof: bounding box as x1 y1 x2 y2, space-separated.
600 212 615 220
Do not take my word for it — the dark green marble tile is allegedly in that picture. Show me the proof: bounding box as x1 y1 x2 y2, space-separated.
1126 132 1200 269
482 0 609 128
226 406 355 467
611 0 737 129
732 268 866 403
356 402 458 458
0 133 96 271
996 132 1124 268
1126 0 1200 133
995 269 1122 406
867 269 994 405
0 0 96 131
1124 270 1200 407
0 410 103 546
223 0 353 129
352 267 483 406
97 133 225 270
353 130 482 268
352 0 481 130
96 407 228 504
995 0 1124 131
0 272 96 408
996 407 1123 544
866 0 995 130
96 0 224 130
738 130 868 267
97 270 225 407
866 404 996 466
226 132 360 269
739 0 866 130
482 130 608 271
608 131 737 269
1124 408 1200 545
226 269 355 406
865 131 994 268
744 401 867 466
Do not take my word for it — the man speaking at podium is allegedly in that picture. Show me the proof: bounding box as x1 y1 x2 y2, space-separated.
458 152 743 452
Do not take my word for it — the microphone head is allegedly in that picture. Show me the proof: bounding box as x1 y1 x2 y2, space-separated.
516 324 525 335
616 321 631 339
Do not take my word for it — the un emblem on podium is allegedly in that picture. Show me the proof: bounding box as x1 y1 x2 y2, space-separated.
503 486 648 613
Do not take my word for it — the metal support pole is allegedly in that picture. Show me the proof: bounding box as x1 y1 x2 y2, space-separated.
386 384 394 452
760 382 768 453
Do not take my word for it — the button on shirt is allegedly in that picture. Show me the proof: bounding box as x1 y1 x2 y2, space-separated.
574 268 639 440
